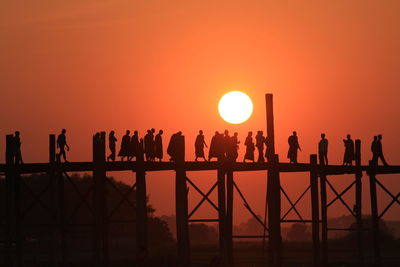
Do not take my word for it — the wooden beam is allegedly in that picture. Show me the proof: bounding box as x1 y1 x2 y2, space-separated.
226 169 234 266
266 94 275 159
5 135 14 266
368 161 381 266
355 139 364 266
310 154 320 267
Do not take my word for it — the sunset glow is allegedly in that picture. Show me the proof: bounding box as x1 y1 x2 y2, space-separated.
218 91 253 124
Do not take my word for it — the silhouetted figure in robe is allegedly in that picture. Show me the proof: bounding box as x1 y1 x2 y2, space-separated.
223 130 231 159
243 131 255 162
232 132 239 161
13 131 23 165
118 130 131 161
150 128 156 160
167 131 182 162
155 130 163 162
128 130 139 161
375 134 389 166
57 129 70 163
209 131 223 161
318 133 328 166
195 130 208 161
144 130 153 162
371 136 378 165
107 131 117 162
256 131 266 163
342 134 354 166
288 131 301 163
264 136 272 160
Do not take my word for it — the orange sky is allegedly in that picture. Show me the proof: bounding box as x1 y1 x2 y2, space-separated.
1 1 400 224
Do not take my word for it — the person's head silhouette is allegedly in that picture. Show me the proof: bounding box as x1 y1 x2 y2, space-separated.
15 131 20 137
199 130 203 135
110 130 115 136
62 129 66 134
134 130 138 135
378 134 382 140
321 133 325 139
248 131 252 137
159 130 163 135
347 134 351 140
234 132 238 137
224 130 229 136
293 131 297 136
126 130 130 135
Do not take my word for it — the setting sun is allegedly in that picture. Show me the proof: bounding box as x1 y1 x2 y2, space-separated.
218 91 253 124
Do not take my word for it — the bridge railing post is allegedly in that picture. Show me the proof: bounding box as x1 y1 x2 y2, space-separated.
175 135 190 266
49 134 59 266
319 165 328 265
136 138 148 264
355 139 363 266
310 154 320 267
226 163 234 266
267 154 281 267
368 160 380 266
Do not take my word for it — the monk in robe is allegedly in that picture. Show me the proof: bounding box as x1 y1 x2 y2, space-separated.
287 131 301 163
118 130 131 161
155 130 163 162
195 130 208 161
243 131 255 162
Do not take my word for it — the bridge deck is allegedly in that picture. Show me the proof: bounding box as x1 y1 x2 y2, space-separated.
0 161 399 175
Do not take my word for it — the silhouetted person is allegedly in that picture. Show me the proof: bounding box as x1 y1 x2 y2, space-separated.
375 134 389 166
155 130 163 162
288 131 301 163
371 136 378 165
144 130 153 161
209 131 223 161
264 136 271 160
118 130 131 161
128 130 139 161
150 128 156 160
195 130 208 161
57 129 70 162
342 134 354 166
167 131 182 162
318 133 328 165
107 131 117 162
13 131 23 165
231 132 239 161
256 131 266 163
243 131 255 162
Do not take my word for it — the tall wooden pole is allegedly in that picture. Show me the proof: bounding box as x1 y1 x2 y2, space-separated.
49 134 58 266
175 135 190 266
355 140 363 266
368 161 380 266
226 169 234 266
267 154 281 267
136 139 148 264
217 163 227 265
319 171 328 266
266 94 275 159
310 154 320 267
5 135 14 266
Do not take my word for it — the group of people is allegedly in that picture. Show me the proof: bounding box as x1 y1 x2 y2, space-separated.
111 129 164 162
6 129 390 166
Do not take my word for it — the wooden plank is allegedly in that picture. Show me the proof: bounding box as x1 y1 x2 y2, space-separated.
368 161 381 266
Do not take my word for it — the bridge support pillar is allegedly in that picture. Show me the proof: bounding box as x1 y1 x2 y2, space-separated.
310 154 320 267
368 161 381 266
226 169 234 266
355 140 364 266
175 136 190 266
5 135 14 266
267 154 281 267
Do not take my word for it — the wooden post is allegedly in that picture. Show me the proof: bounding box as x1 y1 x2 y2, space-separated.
265 94 275 159
49 135 58 266
226 169 234 266
355 140 363 266
136 139 148 264
14 143 22 267
56 157 66 267
310 154 320 267
267 154 281 267
175 135 190 266
319 171 328 266
5 135 14 266
217 160 227 265
368 161 380 266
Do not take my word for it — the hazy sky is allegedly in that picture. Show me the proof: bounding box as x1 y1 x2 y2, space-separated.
1 0 400 223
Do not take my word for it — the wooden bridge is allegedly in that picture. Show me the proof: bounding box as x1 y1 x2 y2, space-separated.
1 94 399 266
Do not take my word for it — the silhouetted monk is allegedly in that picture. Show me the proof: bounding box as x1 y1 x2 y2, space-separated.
223 130 231 159
232 132 239 161
208 131 222 161
150 128 156 160
155 130 163 162
342 134 354 166
195 130 208 161
128 130 139 161
288 131 301 163
371 136 378 165
57 129 70 162
13 131 23 165
243 131 255 162
107 131 117 162
318 133 328 165
144 130 153 161
167 131 182 162
118 130 131 161
375 134 389 166
256 131 266 163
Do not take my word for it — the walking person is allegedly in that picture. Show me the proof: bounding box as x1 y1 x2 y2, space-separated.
371 136 378 165
318 133 328 165
375 134 389 166
57 129 70 162
118 130 131 161
155 130 164 162
195 130 208 161
288 131 301 163
209 131 223 161
107 130 117 162
13 131 23 165
256 131 266 163
128 130 139 161
232 132 240 161
342 134 354 166
243 131 255 162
